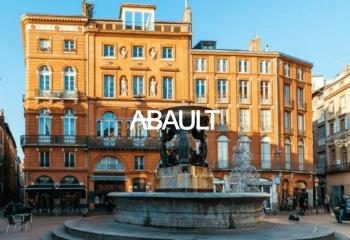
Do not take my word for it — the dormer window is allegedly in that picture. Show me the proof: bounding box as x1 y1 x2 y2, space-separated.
121 5 155 31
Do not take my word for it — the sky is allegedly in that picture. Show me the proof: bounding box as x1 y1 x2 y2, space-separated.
0 0 350 159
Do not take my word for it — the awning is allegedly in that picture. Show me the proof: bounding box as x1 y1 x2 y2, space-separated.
91 175 127 181
57 184 86 190
25 184 55 191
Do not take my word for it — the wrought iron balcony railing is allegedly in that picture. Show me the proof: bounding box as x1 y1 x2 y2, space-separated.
21 135 161 150
284 98 294 108
325 162 350 174
21 135 87 146
35 89 82 101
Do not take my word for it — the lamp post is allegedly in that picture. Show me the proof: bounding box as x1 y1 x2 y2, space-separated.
314 176 319 215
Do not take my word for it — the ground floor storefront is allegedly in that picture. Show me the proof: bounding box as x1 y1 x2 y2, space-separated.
326 172 350 204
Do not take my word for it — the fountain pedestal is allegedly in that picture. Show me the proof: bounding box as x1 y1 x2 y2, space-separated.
154 164 213 192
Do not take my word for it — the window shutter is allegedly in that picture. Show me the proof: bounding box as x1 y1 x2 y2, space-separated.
326 125 330 136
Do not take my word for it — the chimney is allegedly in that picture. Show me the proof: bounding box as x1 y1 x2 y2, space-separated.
249 35 260 51
82 0 94 18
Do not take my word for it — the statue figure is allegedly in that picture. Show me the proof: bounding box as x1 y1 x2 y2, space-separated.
150 78 157 97
120 46 128 58
178 130 189 164
149 47 157 59
121 76 127 96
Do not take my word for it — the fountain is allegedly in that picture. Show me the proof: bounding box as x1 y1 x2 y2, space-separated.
109 106 269 229
43 106 336 239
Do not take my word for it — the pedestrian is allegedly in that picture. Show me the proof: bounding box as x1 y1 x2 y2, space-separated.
324 195 330 213
263 200 267 214
299 194 305 215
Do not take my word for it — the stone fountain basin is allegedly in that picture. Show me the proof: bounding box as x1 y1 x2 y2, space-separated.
108 192 269 229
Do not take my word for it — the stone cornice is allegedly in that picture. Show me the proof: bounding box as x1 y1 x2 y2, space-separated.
21 14 89 25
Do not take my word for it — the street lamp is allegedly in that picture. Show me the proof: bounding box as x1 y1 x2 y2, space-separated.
314 176 319 215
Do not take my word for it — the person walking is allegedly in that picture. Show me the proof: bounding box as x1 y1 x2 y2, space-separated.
324 195 330 213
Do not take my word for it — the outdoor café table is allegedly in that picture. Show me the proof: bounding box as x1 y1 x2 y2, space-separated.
13 213 31 230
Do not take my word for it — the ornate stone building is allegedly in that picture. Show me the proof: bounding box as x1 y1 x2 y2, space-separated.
0 109 21 206
313 65 350 204
21 1 313 210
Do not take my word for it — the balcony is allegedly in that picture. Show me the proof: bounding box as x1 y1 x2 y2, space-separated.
260 97 271 105
239 124 251 132
261 126 273 132
195 96 207 103
284 98 294 108
284 127 293 135
217 96 229 104
298 102 307 111
21 135 87 146
298 129 306 137
325 162 350 174
239 98 250 104
35 90 82 101
21 135 161 150
87 136 160 150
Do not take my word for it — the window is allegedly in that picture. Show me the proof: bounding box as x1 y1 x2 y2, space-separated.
123 10 154 31
284 84 292 106
132 45 144 59
64 152 75 168
285 139 291 170
39 152 50 167
129 121 148 146
134 156 144 170
219 109 228 126
39 66 51 91
259 60 270 74
329 122 334 135
195 58 206 72
297 67 303 81
103 44 115 57
39 39 50 51
104 75 115 98
330 148 336 164
162 77 173 99
64 40 75 52
64 67 75 92
133 76 144 96
39 108 51 136
96 112 121 138
216 58 228 72
162 47 173 59
298 114 304 135
283 64 291 77
329 102 334 114
238 59 249 73
261 110 271 131
298 141 304 171
239 80 249 103
260 81 269 103
217 79 227 102
63 109 76 143
284 111 291 132
95 156 124 171
297 88 304 109
261 137 271 169
341 147 347 165
340 118 346 132
217 136 229 169
340 96 345 111
239 109 250 131
195 79 206 102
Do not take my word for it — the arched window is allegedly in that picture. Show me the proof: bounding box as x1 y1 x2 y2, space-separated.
38 108 51 135
35 175 53 184
64 67 75 91
298 141 304 171
64 109 76 136
217 135 229 169
39 66 51 91
95 156 124 171
285 138 291 170
96 112 121 138
60 176 79 184
261 136 271 169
